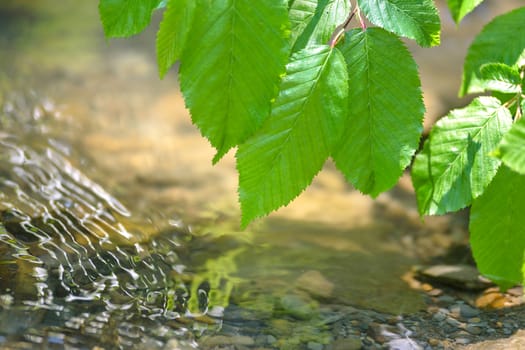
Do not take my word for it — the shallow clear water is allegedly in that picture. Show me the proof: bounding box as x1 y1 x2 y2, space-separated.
0 1 523 349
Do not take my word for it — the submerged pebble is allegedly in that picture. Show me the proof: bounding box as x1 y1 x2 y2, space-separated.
332 336 362 350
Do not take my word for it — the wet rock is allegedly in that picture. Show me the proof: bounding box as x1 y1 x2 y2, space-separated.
367 322 399 344
445 317 462 328
279 294 317 320
428 338 440 347
432 309 447 322
436 295 456 306
450 304 480 319
388 338 422 350
486 327 496 335
506 286 523 297
465 325 482 335
456 338 472 345
320 313 345 326
415 264 492 290
464 330 525 350
201 335 255 347
163 339 193 350
358 321 369 331
307 341 324 350
295 270 334 299
475 289 508 309
332 336 362 350
0 294 13 308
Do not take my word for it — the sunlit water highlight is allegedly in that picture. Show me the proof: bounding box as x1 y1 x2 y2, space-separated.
0 93 222 349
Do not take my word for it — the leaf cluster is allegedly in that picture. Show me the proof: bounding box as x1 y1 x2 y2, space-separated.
99 0 439 225
412 6 525 288
98 1 525 288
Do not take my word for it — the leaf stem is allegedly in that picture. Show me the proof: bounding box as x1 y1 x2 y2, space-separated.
515 67 524 120
516 95 523 120
328 8 357 48
502 94 522 120
356 5 366 30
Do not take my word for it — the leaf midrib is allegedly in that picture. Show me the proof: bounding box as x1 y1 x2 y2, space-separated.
259 48 334 196
429 103 503 211
215 0 238 157
362 31 377 191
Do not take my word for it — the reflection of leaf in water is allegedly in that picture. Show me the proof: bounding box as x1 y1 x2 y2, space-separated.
187 247 245 315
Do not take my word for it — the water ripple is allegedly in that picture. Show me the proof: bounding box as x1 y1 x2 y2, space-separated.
0 94 219 348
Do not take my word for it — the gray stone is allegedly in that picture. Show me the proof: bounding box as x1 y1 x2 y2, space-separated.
465 325 483 335
415 264 491 290
267 335 277 344
279 294 317 320
456 338 472 345
445 317 462 328
432 311 447 322
436 295 456 306
321 313 345 325
254 335 266 345
307 341 324 350
454 304 480 319
359 322 369 331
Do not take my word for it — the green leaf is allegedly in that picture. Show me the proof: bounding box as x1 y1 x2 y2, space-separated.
479 63 522 94
470 165 525 288
446 0 484 24
99 0 162 38
179 0 290 164
518 51 525 68
357 0 440 47
496 117 525 175
237 46 348 227
293 0 351 52
156 0 196 78
412 96 512 215
334 28 424 196
288 0 317 48
412 139 433 215
460 7 525 96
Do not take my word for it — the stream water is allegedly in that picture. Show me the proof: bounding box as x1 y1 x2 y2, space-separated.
0 1 523 349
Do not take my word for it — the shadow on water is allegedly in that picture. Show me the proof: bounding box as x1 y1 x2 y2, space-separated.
247 218 425 314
